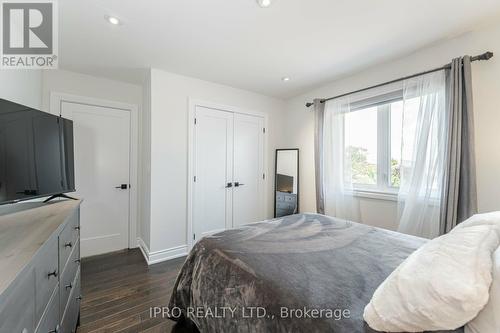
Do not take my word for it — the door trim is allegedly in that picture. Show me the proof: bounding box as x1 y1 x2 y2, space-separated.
49 92 139 250
187 98 268 251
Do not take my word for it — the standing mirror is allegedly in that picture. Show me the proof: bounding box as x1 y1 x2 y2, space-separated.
274 149 299 217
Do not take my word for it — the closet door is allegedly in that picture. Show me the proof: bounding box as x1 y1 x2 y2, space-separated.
233 113 265 226
193 106 234 242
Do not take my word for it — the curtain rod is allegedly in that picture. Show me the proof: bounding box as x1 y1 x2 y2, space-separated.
305 51 494 108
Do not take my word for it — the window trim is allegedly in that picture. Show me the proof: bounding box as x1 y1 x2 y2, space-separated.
350 188 398 201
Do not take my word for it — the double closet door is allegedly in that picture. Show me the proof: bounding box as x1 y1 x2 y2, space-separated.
193 106 265 243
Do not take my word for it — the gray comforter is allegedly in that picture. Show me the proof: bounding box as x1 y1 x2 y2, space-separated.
169 213 464 333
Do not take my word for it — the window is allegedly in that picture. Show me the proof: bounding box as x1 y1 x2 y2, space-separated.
343 95 407 194
344 106 378 186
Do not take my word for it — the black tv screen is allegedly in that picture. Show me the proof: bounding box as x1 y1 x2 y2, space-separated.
276 173 294 193
0 98 75 204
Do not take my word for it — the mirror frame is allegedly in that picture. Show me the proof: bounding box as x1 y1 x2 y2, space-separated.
274 148 300 218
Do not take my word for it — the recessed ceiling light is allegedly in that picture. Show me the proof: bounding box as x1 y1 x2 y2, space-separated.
257 0 272 8
105 15 121 25
282 77 290 82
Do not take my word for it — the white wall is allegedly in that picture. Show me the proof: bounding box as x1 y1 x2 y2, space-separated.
285 20 500 230
142 69 286 255
139 70 152 248
0 70 42 109
41 69 142 112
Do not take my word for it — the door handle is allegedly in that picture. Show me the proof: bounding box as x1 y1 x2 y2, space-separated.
115 184 128 189
225 182 233 188
234 182 245 187
47 270 58 278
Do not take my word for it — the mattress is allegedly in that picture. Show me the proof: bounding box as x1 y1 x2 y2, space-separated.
169 213 464 333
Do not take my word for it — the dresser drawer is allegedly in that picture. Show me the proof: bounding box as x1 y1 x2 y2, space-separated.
276 208 290 217
34 236 59 323
0 268 36 333
58 210 79 270
276 201 290 209
60 241 80 316
61 273 80 333
35 288 59 333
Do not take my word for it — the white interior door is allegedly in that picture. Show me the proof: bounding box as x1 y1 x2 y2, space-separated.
233 113 265 226
61 101 131 257
193 106 233 242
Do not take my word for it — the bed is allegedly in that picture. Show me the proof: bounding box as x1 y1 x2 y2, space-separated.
169 213 464 333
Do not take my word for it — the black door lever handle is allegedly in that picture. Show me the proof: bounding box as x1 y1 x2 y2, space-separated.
115 184 128 189
225 182 233 188
234 182 245 187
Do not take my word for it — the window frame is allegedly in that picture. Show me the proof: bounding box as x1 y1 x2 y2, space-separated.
344 91 404 199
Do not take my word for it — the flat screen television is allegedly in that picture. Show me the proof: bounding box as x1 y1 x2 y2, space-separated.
0 98 75 205
276 173 294 193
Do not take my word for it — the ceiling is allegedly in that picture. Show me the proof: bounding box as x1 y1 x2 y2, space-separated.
59 0 500 99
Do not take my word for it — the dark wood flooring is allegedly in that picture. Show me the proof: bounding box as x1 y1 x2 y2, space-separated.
77 249 196 333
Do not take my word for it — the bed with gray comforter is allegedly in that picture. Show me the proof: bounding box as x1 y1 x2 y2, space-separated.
169 213 464 333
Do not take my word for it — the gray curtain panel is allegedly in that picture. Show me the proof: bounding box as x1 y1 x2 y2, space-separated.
313 99 325 214
440 56 478 234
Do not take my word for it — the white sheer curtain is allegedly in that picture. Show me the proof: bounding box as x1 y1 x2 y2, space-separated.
322 84 400 221
397 71 447 239
321 71 447 238
323 97 360 221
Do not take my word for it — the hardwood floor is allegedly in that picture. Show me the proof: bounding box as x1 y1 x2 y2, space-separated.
77 249 197 333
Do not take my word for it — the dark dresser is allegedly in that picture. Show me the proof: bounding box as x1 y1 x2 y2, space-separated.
275 191 298 217
0 199 82 333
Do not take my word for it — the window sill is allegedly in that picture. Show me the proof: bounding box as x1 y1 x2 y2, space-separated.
350 189 398 202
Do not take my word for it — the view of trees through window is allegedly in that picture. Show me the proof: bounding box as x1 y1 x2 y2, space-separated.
344 106 378 186
344 100 404 190
346 146 401 187
391 158 401 187
347 146 376 185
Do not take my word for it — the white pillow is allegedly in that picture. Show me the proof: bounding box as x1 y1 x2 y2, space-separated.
466 247 500 333
453 211 500 233
364 221 500 332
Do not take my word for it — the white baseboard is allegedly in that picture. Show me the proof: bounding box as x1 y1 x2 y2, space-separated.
136 237 150 263
81 233 122 258
137 237 188 265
